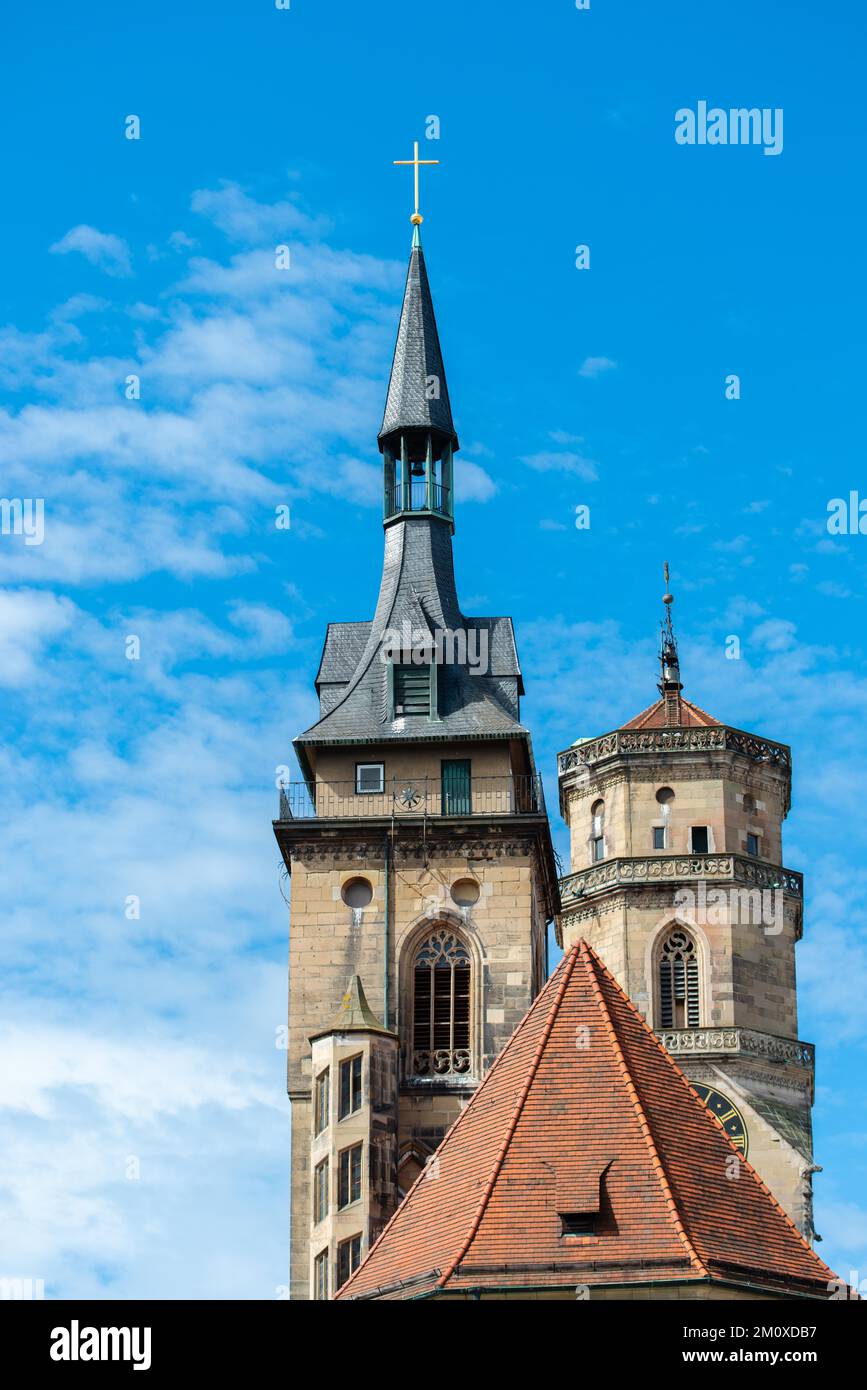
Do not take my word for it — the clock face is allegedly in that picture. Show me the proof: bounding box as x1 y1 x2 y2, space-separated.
692 1083 749 1157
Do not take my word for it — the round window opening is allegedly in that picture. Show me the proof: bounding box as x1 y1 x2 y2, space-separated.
341 876 373 909
451 878 480 908
656 787 675 806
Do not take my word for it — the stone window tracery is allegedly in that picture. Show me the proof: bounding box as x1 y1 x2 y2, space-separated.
412 927 472 1077
659 926 701 1029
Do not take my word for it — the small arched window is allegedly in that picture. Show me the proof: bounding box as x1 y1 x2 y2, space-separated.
659 926 701 1029
412 927 472 1078
654 787 675 851
590 799 605 863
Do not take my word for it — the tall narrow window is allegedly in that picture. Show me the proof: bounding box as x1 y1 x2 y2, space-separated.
336 1234 362 1290
659 927 701 1029
590 799 605 863
412 927 472 1077
314 1068 330 1135
338 1054 362 1120
314 1249 329 1301
655 787 674 851
338 1143 362 1209
314 1159 329 1225
746 832 759 856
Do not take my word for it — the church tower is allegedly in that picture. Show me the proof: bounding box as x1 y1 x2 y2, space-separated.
275 213 560 1300
557 570 817 1239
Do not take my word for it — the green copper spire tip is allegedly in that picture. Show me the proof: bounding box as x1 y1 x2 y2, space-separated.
412 221 421 248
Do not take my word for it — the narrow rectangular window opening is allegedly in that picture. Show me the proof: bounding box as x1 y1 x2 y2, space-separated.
314 1249 329 1300
338 1054 362 1120
336 1234 362 1289
338 1143 363 1209
314 1159 329 1225
314 1068 330 1136
691 825 709 854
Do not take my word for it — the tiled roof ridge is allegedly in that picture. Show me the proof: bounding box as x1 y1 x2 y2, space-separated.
680 698 721 726
624 698 662 728
334 950 574 1300
579 943 709 1279
621 695 721 730
582 941 839 1286
437 943 584 1288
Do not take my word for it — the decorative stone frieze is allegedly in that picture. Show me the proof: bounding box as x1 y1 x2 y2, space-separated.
560 853 803 903
657 1026 814 1070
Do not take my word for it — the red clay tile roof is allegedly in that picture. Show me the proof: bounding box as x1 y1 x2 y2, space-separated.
336 942 838 1300
621 695 721 730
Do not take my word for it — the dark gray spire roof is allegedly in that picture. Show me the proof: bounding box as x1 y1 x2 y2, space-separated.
378 235 458 450
296 516 526 752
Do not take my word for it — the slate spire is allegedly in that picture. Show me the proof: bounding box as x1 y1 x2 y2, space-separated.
378 229 459 455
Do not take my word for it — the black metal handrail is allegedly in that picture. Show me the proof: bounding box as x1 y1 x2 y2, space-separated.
386 481 450 516
277 773 546 820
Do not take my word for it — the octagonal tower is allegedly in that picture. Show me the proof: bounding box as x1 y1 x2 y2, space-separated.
557 574 817 1239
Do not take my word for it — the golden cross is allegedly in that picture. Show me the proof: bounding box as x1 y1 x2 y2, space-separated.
393 140 439 225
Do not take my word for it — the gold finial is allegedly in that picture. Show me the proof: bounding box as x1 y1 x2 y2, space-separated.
393 140 439 225
663 560 673 605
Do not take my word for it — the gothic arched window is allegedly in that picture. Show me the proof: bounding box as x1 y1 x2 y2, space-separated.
658 927 701 1029
412 927 472 1078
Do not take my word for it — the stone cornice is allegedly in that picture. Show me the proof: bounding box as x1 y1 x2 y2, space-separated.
558 725 792 813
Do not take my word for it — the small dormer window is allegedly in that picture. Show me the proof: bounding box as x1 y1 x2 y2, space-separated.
393 663 432 717
560 1213 596 1237
556 1162 608 1239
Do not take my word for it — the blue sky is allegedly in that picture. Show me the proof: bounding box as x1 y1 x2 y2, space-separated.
2 0 866 1297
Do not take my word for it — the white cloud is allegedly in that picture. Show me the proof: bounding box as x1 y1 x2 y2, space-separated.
578 355 617 379
521 449 598 481
50 225 133 277
0 589 78 685
191 181 327 243
456 458 497 502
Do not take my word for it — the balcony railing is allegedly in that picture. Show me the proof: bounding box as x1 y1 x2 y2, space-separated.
560 852 803 903
386 480 450 518
558 725 792 772
276 773 546 821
